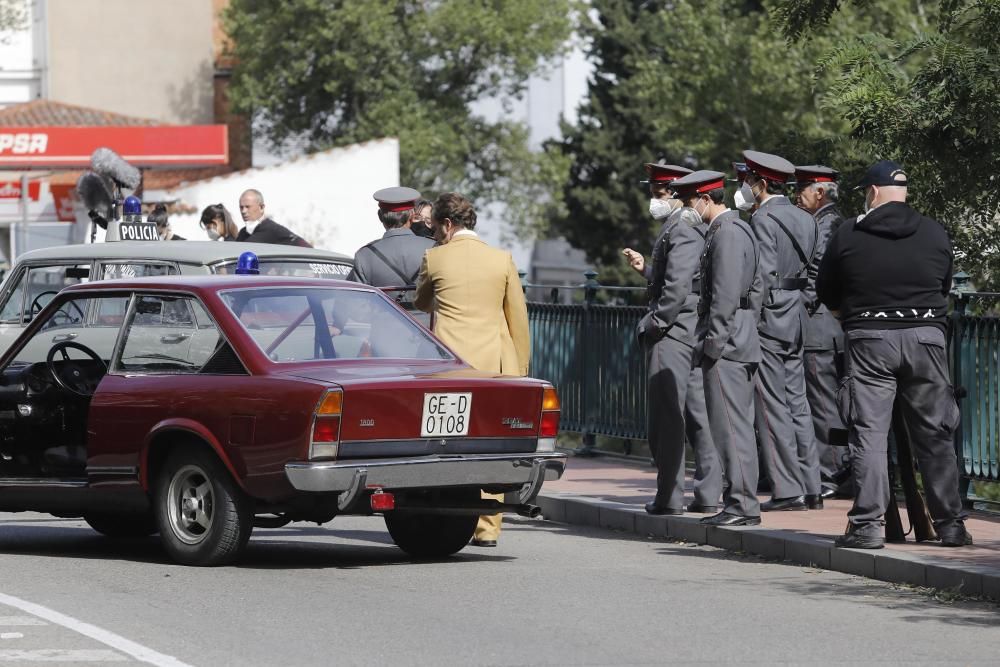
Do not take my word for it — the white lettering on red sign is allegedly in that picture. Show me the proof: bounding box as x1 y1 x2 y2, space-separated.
0 133 48 155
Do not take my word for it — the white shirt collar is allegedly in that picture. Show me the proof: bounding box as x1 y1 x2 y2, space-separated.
452 229 478 238
709 208 732 225
245 217 264 235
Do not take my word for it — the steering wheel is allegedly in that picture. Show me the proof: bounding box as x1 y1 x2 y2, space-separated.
46 341 107 398
30 291 86 325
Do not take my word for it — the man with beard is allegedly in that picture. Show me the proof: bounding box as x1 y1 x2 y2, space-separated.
795 165 850 499
623 162 722 515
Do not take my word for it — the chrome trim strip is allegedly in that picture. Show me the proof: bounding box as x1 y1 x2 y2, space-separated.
285 452 567 493
87 466 139 476
0 477 88 488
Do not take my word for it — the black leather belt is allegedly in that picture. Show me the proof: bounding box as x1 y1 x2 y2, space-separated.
774 277 808 290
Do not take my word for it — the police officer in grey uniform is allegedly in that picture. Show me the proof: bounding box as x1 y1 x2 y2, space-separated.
675 170 763 526
795 165 849 498
818 160 970 549
349 187 436 287
623 163 722 515
741 150 821 512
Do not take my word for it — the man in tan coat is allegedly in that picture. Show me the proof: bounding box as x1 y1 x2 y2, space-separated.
415 192 531 546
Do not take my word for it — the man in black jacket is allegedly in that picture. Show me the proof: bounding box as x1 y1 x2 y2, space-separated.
817 160 970 549
237 189 311 246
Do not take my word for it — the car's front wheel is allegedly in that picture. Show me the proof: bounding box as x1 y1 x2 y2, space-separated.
154 446 252 566
384 491 479 559
84 512 158 538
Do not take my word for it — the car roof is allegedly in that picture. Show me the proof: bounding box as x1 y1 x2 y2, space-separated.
15 241 353 266
60 274 378 295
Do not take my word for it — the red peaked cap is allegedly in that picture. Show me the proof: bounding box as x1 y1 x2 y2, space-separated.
643 163 693 184
794 165 839 186
670 170 726 198
743 150 795 185
373 186 421 213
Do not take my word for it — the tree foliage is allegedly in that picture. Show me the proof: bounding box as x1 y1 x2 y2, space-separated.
0 0 28 40
555 0 931 279
223 0 574 236
776 0 1000 286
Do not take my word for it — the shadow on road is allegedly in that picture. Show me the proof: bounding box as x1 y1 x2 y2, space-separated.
0 521 514 569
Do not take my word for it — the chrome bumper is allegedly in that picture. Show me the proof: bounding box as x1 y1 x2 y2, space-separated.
284 452 567 496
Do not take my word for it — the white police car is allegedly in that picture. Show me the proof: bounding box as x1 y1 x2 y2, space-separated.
0 241 353 353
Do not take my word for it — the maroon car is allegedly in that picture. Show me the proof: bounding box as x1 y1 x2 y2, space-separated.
0 276 565 565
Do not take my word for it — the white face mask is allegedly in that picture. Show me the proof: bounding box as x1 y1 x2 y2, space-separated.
206 229 221 241
734 185 754 211
649 197 675 220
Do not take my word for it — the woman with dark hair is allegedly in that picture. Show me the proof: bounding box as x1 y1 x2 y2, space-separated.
199 203 240 241
414 192 530 547
148 204 185 241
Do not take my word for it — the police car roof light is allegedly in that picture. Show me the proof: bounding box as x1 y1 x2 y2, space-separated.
122 195 142 216
236 251 260 275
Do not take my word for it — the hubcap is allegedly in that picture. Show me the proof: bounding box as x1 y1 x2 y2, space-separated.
166 465 215 545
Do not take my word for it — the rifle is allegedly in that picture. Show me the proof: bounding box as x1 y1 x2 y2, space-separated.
885 402 938 543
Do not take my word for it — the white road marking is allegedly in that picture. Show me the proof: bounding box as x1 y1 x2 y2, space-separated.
0 633 22 639
0 617 45 626
0 649 127 661
0 593 192 667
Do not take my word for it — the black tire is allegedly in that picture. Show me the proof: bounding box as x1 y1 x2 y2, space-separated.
84 512 158 538
384 491 479 559
154 446 253 566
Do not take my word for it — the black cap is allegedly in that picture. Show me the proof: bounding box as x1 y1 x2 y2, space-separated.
856 160 907 189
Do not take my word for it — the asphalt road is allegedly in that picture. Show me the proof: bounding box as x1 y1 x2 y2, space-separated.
0 513 998 666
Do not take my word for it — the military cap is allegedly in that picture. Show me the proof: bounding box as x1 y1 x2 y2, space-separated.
795 165 839 186
640 161 693 185
373 186 422 212
670 170 726 198
856 160 907 189
731 161 749 182
743 150 795 184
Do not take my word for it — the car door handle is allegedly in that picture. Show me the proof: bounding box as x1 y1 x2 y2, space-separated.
52 333 77 342
160 333 190 344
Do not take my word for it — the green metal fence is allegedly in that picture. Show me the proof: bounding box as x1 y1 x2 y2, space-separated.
525 277 1000 493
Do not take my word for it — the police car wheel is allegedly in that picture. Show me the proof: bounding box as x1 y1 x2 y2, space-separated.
155 446 253 566
84 512 158 539
383 489 479 559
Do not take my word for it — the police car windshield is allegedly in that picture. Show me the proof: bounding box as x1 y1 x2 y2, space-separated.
221 287 451 363
213 260 351 279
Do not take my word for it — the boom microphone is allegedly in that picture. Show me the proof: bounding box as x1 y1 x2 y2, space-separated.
90 147 141 190
75 171 114 228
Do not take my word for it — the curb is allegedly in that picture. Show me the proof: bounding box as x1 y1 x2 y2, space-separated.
536 492 1000 600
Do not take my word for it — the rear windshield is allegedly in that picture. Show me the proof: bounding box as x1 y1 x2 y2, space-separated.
213 260 352 279
221 287 451 362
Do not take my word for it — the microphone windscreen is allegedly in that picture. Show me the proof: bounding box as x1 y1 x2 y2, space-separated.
90 147 141 190
75 171 114 213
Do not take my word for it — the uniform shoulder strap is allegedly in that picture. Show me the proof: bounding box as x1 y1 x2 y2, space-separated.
766 211 815 274
364 241 417 285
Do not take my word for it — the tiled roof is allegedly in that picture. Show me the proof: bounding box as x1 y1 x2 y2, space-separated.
0 99 160 127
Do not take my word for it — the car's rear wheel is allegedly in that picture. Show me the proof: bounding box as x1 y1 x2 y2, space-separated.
154 446 252 566
384 490 479 559
84 512 158 538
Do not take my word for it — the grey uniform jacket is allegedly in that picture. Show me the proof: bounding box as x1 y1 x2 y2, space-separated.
348 228 436 287
696 210 762 363
804 203 845 351
751 196 819 346
637 207 706 347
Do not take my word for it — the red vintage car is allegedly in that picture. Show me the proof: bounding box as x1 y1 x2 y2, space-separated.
0 276 565 565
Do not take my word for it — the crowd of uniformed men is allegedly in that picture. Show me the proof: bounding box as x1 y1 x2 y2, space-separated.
283 149 971 551
620 151 970 549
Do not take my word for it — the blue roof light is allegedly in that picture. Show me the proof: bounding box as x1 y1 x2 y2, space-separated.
122 195 142 215
235 251 260 275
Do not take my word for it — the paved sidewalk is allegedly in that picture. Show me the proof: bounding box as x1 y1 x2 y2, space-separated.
537 455 1000 599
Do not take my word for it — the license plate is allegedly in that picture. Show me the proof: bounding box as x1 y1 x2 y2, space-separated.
421 392 472 437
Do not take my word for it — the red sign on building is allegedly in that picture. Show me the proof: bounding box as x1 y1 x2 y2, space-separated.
0 180 42 200
0 126 228 168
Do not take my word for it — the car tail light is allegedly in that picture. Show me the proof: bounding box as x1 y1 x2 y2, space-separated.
537 385 561 451
370 490 395 512
311 389 343 459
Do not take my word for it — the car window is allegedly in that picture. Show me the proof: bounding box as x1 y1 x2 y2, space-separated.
213 260 352 279
92 296 132 328
222 287 450 362
20 265 90 324
12 295 123 364
118 295 222 374
101 263 178 280
0 268 26 323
